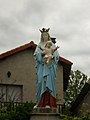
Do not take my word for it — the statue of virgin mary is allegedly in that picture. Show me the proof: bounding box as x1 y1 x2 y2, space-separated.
34 28 59 108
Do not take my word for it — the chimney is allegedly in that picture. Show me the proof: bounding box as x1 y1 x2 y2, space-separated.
51 37 56 44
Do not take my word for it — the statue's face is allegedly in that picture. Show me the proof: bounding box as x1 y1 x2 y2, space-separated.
42 32 49 41
46 41 52 48
46 43 51 48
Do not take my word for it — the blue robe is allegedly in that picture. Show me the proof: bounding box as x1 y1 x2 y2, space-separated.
34 41 59 105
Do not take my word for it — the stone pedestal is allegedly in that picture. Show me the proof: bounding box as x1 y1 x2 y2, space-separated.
30 107 60 120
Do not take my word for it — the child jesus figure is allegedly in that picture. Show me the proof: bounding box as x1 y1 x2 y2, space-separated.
38 41 59 64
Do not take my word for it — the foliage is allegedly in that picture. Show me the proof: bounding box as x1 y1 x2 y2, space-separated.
0 101 34 120
64 70 90 108
0 101 90 120
59 112 90 120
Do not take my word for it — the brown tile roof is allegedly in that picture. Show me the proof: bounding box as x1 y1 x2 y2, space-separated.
0 41 36 59
59 56 73 65
0 41 73 65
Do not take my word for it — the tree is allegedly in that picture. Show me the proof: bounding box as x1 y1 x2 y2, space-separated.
64 70 90 108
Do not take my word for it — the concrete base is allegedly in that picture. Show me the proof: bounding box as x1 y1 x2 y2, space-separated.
30 107 60 120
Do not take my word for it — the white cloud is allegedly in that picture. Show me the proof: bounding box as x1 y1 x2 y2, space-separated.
0 0 90 76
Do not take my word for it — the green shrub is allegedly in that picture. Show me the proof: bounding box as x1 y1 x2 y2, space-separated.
59 112 90 120
0 102 90 120
0 113 9 120
0 101 34 120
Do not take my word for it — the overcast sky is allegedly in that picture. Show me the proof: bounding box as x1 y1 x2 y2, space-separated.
0 0 90 77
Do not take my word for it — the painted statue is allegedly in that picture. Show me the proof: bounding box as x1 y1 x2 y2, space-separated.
38 41 59 64
34 28 59 108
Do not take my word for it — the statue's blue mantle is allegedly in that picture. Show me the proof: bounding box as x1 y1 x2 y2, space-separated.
34 41 59 105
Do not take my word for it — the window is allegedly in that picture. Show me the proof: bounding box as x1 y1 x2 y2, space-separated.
0 84 23 102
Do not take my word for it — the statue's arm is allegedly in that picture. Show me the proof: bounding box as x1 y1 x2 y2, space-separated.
53 46 59 52
38 45 43 51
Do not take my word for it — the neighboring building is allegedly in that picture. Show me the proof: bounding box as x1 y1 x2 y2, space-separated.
70 83 90 115
0 41 72 105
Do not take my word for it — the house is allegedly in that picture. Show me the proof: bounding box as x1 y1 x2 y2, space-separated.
70 83 90 115
0 41 73 105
